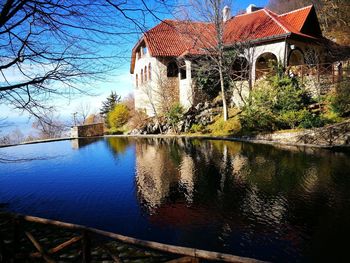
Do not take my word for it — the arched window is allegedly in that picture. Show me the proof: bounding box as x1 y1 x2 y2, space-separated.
141 69 143 83
167 61 178 77
136 74 138 88
148 63 152 80
288 49 304 66
255 52 278 80
144 66 147 82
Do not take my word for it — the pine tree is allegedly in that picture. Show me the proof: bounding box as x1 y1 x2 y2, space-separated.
100 91 121 116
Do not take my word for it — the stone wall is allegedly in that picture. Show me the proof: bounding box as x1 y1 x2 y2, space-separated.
70 123 104 138
248 120 350 147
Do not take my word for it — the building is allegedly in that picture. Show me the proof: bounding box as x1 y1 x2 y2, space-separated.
131 4 327 115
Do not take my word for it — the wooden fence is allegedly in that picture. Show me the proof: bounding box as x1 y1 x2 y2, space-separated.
0 213 267 263
255 61 350 86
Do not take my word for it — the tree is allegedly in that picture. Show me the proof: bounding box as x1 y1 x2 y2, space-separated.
75 102 91 125
107 104 130 129
100 91 121 116
268 0 350 45
177 0 237 121
0 1 171 120
32 111 66 139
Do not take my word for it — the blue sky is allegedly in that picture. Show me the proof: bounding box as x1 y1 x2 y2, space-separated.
0 0 268 134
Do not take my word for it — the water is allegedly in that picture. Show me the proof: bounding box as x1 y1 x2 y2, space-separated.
0 137 349 262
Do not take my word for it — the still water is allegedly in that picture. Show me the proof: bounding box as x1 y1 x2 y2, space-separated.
0 137 349 262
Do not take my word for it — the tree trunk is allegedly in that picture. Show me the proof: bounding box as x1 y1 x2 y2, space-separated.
219 58 228 121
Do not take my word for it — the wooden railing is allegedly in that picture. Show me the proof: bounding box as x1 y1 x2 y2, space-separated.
255 61 350 85
0 213 267 263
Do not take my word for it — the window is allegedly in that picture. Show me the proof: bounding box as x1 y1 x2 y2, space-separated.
179 63 186 79
136 74 138 88
167 61 178 77
141 69 143 83
148 63 151 80
142 46 147 55
144 66 147 82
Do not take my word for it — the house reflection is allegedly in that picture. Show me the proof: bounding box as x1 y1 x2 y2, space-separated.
135 138 196 212
133 136 345 250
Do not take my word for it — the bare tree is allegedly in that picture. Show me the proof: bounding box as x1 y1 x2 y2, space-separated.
139 66 179 132
32 111 66 139
173 0 235 121
75 102 91 125
0 0 171 120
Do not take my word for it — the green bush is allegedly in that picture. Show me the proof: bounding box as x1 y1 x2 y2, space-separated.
107 104 130 129
240 71 319 131
189 123 205 133
166 103 184 133
208 115 241 136
331 81 350 117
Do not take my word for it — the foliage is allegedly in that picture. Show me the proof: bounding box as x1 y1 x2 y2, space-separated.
268 0 350 45
100 91 121 116
105 127 125 135
240 71 322 131
330 81 350 117
189 123 205 133
166 103 184 133
208 115 241 136
107 104 130 129
193 50 243 100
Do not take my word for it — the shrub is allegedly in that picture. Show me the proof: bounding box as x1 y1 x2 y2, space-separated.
331 81 350 117
299 111 325 129
240 71 319 131
166 103 184 133
189 123 205 133
107 104 130 129
208 115 241 136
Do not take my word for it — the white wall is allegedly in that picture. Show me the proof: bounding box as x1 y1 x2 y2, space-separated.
133 51 168 116
245 41 287 82
179 60 194 110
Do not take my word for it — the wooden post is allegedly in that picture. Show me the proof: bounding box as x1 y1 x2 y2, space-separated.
317 63 320 83
82 231 91 263
0 233 7 263
12 217 21 261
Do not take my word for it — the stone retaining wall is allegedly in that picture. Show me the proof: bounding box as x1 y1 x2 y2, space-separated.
70 123 104 138
248 120 350 147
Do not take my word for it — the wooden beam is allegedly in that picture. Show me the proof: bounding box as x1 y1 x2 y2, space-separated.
100 244 123 263
24 231 55 263
21 215 267 263
31 236 82 257
166 256 200 263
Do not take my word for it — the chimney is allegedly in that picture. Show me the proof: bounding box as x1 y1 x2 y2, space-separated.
246 4 262 14
222 5 231 22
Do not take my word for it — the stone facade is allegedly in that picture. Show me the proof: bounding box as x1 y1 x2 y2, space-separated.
70 123 104 138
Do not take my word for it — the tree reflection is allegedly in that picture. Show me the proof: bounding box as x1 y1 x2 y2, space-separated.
105 137 132 157
134 137 350 260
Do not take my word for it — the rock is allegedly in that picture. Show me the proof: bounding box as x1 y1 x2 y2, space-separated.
195 102 203 111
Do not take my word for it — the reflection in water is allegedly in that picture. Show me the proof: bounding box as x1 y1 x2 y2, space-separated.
133 138 350 262
71 137 102 149
1 137 349 262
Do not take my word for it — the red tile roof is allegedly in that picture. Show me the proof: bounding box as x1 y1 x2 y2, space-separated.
131 5 320 73
278 5 313 32
144 20 216 57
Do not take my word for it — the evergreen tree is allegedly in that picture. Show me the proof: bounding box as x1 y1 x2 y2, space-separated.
100 91 121 116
